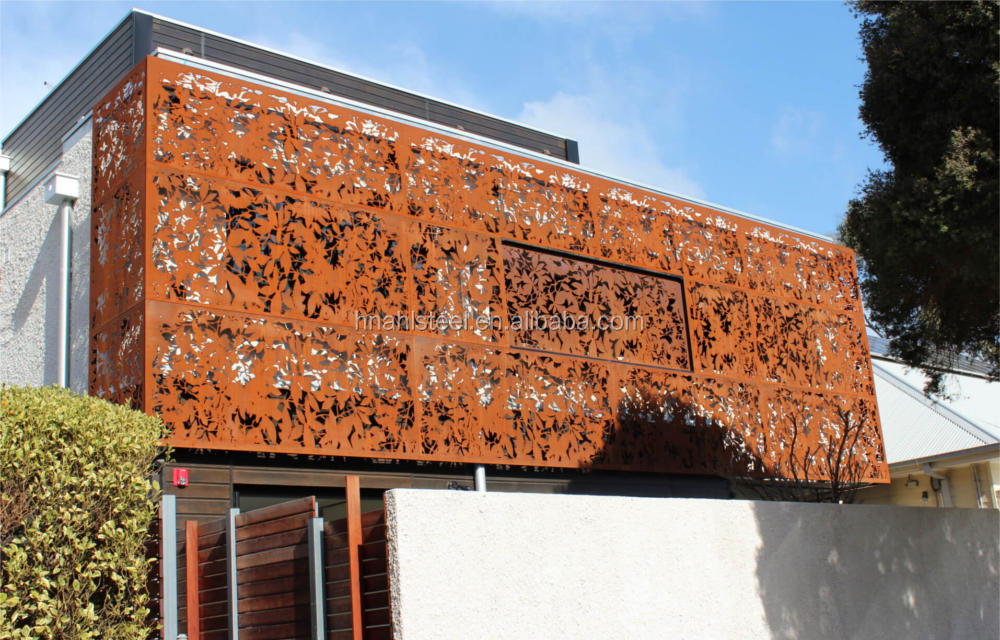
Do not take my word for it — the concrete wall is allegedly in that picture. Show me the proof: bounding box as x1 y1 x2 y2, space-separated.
0 125 91 394
385 490 999 640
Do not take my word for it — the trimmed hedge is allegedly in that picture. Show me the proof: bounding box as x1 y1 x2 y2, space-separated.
0 386 167 640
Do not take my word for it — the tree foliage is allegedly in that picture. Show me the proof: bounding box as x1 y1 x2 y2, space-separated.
0 386 167 640
840 1 999 394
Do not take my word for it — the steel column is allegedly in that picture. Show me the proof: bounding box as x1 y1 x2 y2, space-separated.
161 495 178 640
226 508 240 640
184 520 200 640
308 517 327 640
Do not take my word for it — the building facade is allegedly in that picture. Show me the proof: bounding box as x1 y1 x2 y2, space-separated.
2 11 888 531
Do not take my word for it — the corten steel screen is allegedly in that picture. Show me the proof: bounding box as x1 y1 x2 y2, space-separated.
90 57 888 481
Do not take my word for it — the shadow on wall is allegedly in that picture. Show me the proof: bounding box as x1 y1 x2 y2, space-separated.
11 212 60 386
754 501 1000 640
584 383 767 479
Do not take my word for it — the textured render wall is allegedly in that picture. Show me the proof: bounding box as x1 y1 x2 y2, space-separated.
0 127 92 394
385 490 999 640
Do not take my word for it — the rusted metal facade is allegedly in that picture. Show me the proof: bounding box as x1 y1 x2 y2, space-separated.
91 57 888 482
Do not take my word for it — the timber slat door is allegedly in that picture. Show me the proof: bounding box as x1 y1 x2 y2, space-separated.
180 493 389 640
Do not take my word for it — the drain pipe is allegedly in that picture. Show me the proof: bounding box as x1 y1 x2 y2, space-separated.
0 155 9 213
474 465 487 493
43 173 80 388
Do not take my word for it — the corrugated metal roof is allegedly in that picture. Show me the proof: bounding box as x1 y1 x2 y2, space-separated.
868 334 994 379
872 361 999 464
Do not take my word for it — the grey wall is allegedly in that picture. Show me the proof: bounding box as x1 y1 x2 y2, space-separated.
385 490 999 640
0 125 92 394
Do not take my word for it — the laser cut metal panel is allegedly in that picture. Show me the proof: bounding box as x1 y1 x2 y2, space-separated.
149 169 412 324
503 245 689 369
87 56 887 481
91 60 147 411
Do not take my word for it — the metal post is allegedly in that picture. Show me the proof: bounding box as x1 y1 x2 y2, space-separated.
184 521 200 640
162 495 178 640
226 508 240 640
308 517 327 640
474 465 487 493
346 475 364 640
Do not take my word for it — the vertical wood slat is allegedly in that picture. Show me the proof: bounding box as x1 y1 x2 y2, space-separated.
346 476 363 640
185 520 201 640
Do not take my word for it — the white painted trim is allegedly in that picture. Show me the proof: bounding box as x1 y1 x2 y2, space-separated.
890 442 1000 474
1 121 93 218
62 115 93 152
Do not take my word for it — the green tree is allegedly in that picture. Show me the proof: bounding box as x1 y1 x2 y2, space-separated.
840 1 999 394
1 386 167 639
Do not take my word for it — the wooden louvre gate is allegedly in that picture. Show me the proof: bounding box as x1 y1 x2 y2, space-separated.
324 509 391 639
165 477 388 640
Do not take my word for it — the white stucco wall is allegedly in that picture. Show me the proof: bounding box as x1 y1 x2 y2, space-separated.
385 490 999 640
0 124 92 394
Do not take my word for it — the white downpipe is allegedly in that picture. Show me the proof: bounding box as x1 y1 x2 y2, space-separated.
58 200 72 387
474 465 487 493
43 173 80 389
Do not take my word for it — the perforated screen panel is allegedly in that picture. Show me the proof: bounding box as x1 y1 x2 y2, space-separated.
89 57 888 481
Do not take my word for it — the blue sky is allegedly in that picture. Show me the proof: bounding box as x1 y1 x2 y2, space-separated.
0 1 884 236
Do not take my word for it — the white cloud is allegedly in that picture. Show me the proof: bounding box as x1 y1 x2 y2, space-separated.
250 29 705 199
250 31 489 113
771 107 823 155
484 1 716 28
518 91 705 200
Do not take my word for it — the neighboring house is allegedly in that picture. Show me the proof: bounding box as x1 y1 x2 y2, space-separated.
858 335 1000 508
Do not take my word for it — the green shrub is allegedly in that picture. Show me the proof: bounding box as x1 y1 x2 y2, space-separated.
0 385 167 640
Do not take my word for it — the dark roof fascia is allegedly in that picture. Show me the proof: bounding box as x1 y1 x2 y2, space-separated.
867 333 995 380
889 442 1000 472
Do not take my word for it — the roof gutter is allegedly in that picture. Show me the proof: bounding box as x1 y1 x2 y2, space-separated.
890 442 1000 475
